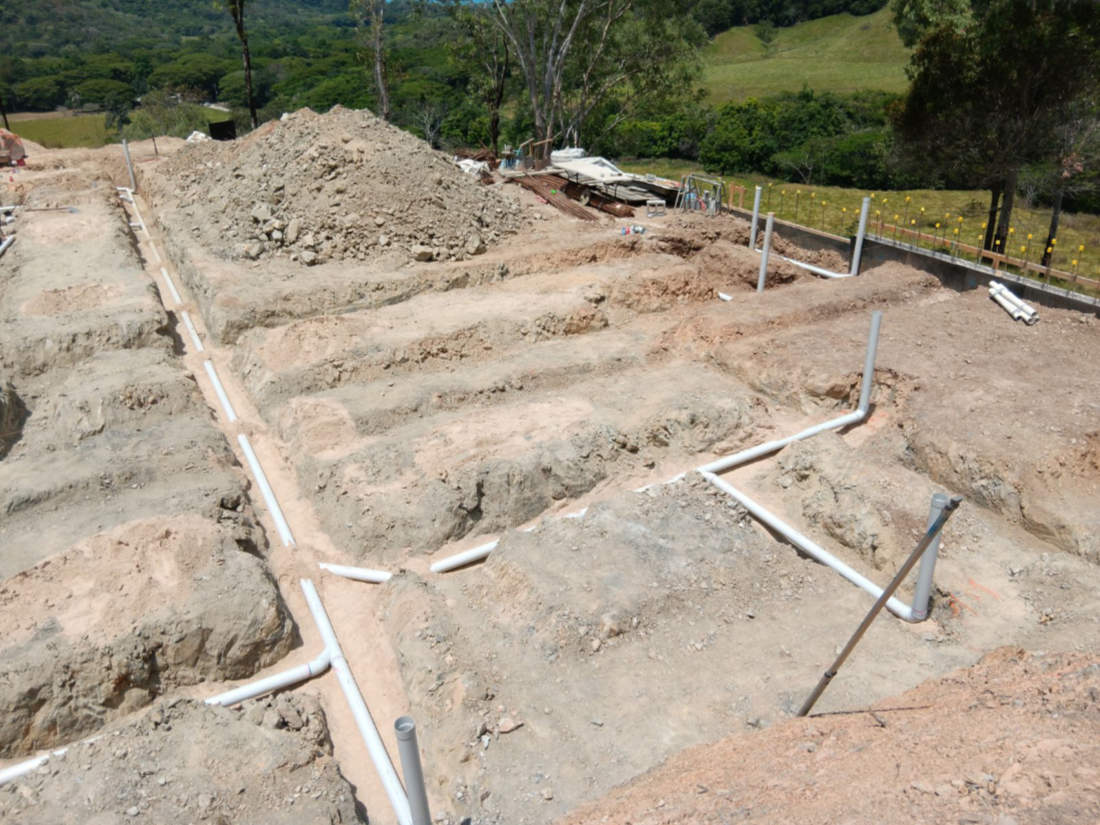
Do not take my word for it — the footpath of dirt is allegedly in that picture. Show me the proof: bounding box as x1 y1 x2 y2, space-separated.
560 647 1100 825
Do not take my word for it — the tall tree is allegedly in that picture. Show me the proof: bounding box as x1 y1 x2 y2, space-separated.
483 0 701 155
451 5 511 154
894 0 1100 252
352 0 390 121
224 0 259 129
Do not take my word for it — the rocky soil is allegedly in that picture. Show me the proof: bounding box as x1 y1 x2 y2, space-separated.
145 106 525 266
2 121 1098 825
0 695 364 825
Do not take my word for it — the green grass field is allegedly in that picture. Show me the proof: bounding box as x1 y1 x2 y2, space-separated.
702 8 910 103
619 160 1100 291
10 113 111 148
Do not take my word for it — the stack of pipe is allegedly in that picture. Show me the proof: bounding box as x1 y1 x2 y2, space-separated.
989 280 1039 324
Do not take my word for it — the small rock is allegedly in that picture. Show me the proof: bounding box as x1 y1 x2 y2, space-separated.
126 806 140 817
375 216 386 226
300 250 319 266
465 234 486 255
243 241 264 260
285 219 301 244
412 244 435 262
250 203 273 223
541 788 553 801
599 613 622 638
590 638 601 652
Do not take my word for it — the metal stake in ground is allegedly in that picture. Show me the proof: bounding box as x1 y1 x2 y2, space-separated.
797 495 963 717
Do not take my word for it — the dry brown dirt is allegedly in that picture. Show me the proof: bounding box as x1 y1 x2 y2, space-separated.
1 109 1097 825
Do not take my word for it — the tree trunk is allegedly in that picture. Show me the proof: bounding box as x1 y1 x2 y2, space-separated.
371 2 390 122
240 35 258 129
993 168 1017 253
0 91 9 131
1041 186 1063 268
983 182 1002 251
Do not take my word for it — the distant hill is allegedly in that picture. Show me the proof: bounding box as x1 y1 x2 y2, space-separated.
0 0 351 56
702 7 910 103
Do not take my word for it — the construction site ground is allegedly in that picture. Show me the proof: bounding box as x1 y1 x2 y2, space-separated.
1 112 1097 825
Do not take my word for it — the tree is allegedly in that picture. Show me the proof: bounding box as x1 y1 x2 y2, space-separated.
451 5 511 154
894 0 1100 252
352 0 390 121
224 0 259 128
482 0 702 155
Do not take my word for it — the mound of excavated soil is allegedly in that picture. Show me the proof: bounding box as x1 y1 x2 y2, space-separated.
148 106 525 265
562 647 1100 825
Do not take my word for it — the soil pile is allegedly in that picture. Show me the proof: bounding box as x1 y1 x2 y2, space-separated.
149 106 525 265
561 647 1100 825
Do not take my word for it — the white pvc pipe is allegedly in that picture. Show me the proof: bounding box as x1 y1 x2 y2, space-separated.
430 538 499 573
205 650 331 707
850 196 871 276
319 562 393 584
301 579 413 825
990 281 1038 324
701 470 917 620
161 267 182 305
0 752 52 785
779 255 853 279
700 311 881 475
749 185 763 250
757 212 775 293
237 433 295 548
181 311 204 351
203 359 238 423
0 237 13 259
122 139 137 192
910 493 949 621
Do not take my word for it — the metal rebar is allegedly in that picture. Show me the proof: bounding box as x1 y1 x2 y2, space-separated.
797 495 963 717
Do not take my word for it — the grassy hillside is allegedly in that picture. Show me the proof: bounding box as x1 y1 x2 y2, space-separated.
702 7 910 102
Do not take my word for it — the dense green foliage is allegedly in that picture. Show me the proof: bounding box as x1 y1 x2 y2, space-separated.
693 0 886 37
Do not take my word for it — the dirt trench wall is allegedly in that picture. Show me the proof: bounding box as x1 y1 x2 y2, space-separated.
0 513 298 758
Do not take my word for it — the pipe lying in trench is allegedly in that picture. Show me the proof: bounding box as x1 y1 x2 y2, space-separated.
237 433 296 548
0 236 14 259
203 360 238 423
301 579 414 825
753 197 871 281
431 537 500 574
0 736 104 787
181 311 204 352
207 579 414 825
698 311 944 622
319 562 393 584
699 311 882 476
160 267 182 306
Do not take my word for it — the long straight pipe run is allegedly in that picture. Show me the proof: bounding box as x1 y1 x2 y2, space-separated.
181 311 204 351
849 196 871 276
749 185 763 249
756 212 775 293
203 359 238 423
160 267 182 305
301 579 414 825
237 433 295 548
779 255 853 279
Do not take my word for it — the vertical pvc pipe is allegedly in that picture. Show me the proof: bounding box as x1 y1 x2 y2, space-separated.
756 212 774 293
857 311 883 414
749 185 763 249
850 196 871 276
395 717 432 825
910 492 949 620
122 139 137 192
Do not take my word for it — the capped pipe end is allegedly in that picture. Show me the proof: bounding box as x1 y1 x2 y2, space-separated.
394 715 417 741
